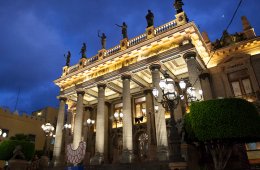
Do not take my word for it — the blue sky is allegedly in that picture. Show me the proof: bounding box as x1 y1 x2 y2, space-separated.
0 0 259 114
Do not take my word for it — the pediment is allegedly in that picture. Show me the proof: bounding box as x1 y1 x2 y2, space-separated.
217 53 250 66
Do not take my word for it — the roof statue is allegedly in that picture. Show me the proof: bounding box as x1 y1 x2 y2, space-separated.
174 0 184 14
65 51 71 66
116 22 128 39
212 30 246 50
146 10 154 28
98 31 107 49
80 43 87 58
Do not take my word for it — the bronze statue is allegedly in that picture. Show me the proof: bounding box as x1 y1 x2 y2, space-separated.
116 22 128 39
146 10 154 28
98 31 107 49
80 43 87 58
174 0 184 14
65 51 71 66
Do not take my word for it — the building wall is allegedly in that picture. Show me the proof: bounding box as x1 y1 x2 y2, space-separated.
0 107 58 151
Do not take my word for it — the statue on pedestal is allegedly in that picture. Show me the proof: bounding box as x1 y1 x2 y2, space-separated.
65 51 71 66
174 0 184 14
98 31 107 49
146 10 154 28
116 22 128 39
80 43 87 58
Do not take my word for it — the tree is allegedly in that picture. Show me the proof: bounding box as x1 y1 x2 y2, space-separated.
184 98 260 170
0 134 35 161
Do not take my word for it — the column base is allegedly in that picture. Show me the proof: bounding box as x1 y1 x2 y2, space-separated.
90 152 104 165
148 144 158 161
120 149 134 163
52 156 65 167
169 161 187 170
157 146 169 161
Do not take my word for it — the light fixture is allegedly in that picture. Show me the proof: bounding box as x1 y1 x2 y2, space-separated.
119 112 123 118
2 132 7 138
179 79 186 90
86 118 95 126
199 89 203 96
114 112 119 118
152 88 159 98
0 129 2 136
154 105 159 112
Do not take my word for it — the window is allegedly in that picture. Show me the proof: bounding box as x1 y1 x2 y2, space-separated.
228 69 253 98
134 97 147 124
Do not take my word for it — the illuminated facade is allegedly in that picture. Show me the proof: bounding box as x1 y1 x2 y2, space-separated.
53 4 260 169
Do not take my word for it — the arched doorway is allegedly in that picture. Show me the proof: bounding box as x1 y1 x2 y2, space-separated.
136 132 149 161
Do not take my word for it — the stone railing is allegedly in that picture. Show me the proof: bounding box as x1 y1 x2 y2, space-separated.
105 45 121 56
154 20 177 35
128 33 147 47
65 19 178 75
68 64 79 73
87 55 99 63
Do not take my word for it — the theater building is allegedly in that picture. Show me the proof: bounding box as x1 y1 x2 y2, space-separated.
53 1 260 169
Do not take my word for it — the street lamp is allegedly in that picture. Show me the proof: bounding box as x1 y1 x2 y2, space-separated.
0 128 8 140
114 111 123 128
86 118 95 126
152 72 203 162
41 123 55 156
64 123 72 129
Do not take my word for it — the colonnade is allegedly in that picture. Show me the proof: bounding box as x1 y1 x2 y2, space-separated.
53 52 213 165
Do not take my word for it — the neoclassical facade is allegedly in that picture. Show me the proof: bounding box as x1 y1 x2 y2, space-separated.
53 4 260 168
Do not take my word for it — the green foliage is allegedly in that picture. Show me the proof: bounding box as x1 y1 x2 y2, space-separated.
0 140 35 161
10 134 31 141
185 98 260 142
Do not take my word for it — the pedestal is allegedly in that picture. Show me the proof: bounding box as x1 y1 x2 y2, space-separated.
90 152 104 165
62 66 69 76
120 38 128 51
146 26 155 39
79 58 87 69
175 12 188 26
169 161 187 170
157 146 169 161
121 149 134 163
98 49 106 60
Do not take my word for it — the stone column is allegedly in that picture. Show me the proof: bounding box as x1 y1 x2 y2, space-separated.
144 89 157 161
83 107 91 141
90 84 106 164
121 74 134 163
199 72 213 100
53 96 67 166
149 64 169 161
72 90 85 150
183 52 203 99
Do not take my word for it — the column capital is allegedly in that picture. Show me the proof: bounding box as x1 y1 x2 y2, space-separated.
76 90 85 96
149 63 161 71
57 96 67 102
121 74 131 80
97 83 106 89
183 51 197 60
199 72 210 80
84 106 93 111
143 88 153 95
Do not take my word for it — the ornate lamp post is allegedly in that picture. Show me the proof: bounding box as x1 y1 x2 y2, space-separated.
152 72 202 162
41 123 55 156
